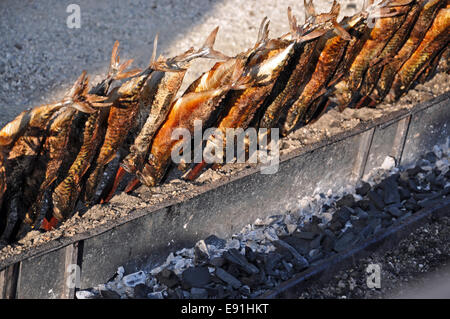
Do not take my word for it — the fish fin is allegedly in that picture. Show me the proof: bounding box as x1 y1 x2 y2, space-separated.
332 20 352 40
150 33 158 66
304 0 316 22
197 26 230 60
329 0 340 16
255 16 270 49
71 101 96 114
110 40 120 72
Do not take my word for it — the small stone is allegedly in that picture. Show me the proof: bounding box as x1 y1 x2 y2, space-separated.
381 156 396 170
194 240 210 263
286 224 298 234
76 290 97 299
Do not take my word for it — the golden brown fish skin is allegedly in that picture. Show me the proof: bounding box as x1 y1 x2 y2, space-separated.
138 86 236 187
360 1 422 98
0 109 32 147
121 69 187 174
371 0 445 102
389 5 450 100
84 73 153 202
332 4 411 109
212 41 294 144
284 32 351 133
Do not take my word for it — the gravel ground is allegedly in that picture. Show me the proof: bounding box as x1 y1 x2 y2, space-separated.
298 215 450 299
0 0 360 128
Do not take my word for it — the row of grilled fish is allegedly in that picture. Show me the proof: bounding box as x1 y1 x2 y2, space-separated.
0 0 448 242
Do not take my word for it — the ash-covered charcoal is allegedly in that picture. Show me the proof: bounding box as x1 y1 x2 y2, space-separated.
77 141 449 299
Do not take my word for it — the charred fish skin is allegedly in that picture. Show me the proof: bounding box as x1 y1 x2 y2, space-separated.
284 13 360 132
49 42 138 222
372 0 445 102
23 107 76 225
83 36 168 203
259 3 337 131
52 108 103 221
389 5 450 100
332 2 411 109
359 1 422 100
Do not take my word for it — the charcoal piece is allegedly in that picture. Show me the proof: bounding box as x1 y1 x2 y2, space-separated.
332 207 353 223
354 207 369 220
356 182 371 196
182 267 211 288
264 252 283 275
296 231 317 240
398 186 411 200
209 256 225 268
368 190 385 210
280 234 311 255
245 246 257 263
386 206 403 218
204 235 226 249
334 231 357 252
356 199 372 211
100 289 121 299
215 267 242 289
381 176 400 204
310 234 323 249
273 240 309 269
404 198 421 212
156 269 180 288
133 284 152 299
336 194 355 208
223 249 259 274
322 230 336 252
